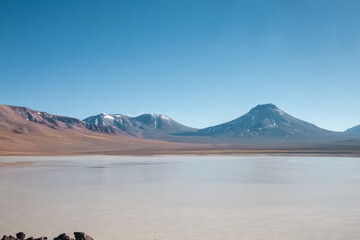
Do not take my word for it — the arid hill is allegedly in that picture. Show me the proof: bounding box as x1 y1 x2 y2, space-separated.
0 104 199 155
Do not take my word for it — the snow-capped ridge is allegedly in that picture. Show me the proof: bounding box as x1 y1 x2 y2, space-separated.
83 112 196 139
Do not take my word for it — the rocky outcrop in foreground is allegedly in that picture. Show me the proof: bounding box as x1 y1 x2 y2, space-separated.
1 232 93 240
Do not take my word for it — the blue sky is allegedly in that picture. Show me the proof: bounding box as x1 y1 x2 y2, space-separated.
1 0 359 131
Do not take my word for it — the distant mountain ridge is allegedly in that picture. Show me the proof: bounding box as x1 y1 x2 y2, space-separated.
0 104 194 155
0 105 122 135
83 113 196 138
0 103 357 144
345 125 360 134
1 103 360 156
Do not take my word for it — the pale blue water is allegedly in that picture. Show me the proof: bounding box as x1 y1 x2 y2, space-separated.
1 156 360 239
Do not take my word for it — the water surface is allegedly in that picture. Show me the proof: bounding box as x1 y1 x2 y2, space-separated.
1 155 360 239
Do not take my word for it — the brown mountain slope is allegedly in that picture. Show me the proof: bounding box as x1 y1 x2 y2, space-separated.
0 105 198 155
0 105 126 135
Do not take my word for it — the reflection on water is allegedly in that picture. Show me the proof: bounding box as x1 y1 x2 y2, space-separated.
1 156 360 239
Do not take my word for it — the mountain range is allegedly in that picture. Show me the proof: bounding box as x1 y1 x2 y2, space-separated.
0 103 359 155
82 104 357 141
83 113 196 139
0 104 193 155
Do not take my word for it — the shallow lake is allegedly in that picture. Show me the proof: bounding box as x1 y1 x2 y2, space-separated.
1 155 360 239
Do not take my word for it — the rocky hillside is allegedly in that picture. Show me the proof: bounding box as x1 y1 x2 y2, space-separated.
0 105 123 136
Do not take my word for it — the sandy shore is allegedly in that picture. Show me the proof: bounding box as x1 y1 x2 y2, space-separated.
1 148 360 158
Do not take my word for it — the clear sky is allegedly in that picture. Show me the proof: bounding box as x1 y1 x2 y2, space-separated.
1 0 359 131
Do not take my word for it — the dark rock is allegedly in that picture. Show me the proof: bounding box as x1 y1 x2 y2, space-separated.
73 232 93 240
1 236 16 240
2 233 89 240
26 236 47 240
12 127 25 134
53 234 73 240
16 233 25 240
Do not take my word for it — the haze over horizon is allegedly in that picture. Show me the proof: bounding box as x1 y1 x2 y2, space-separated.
1 0 360 131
